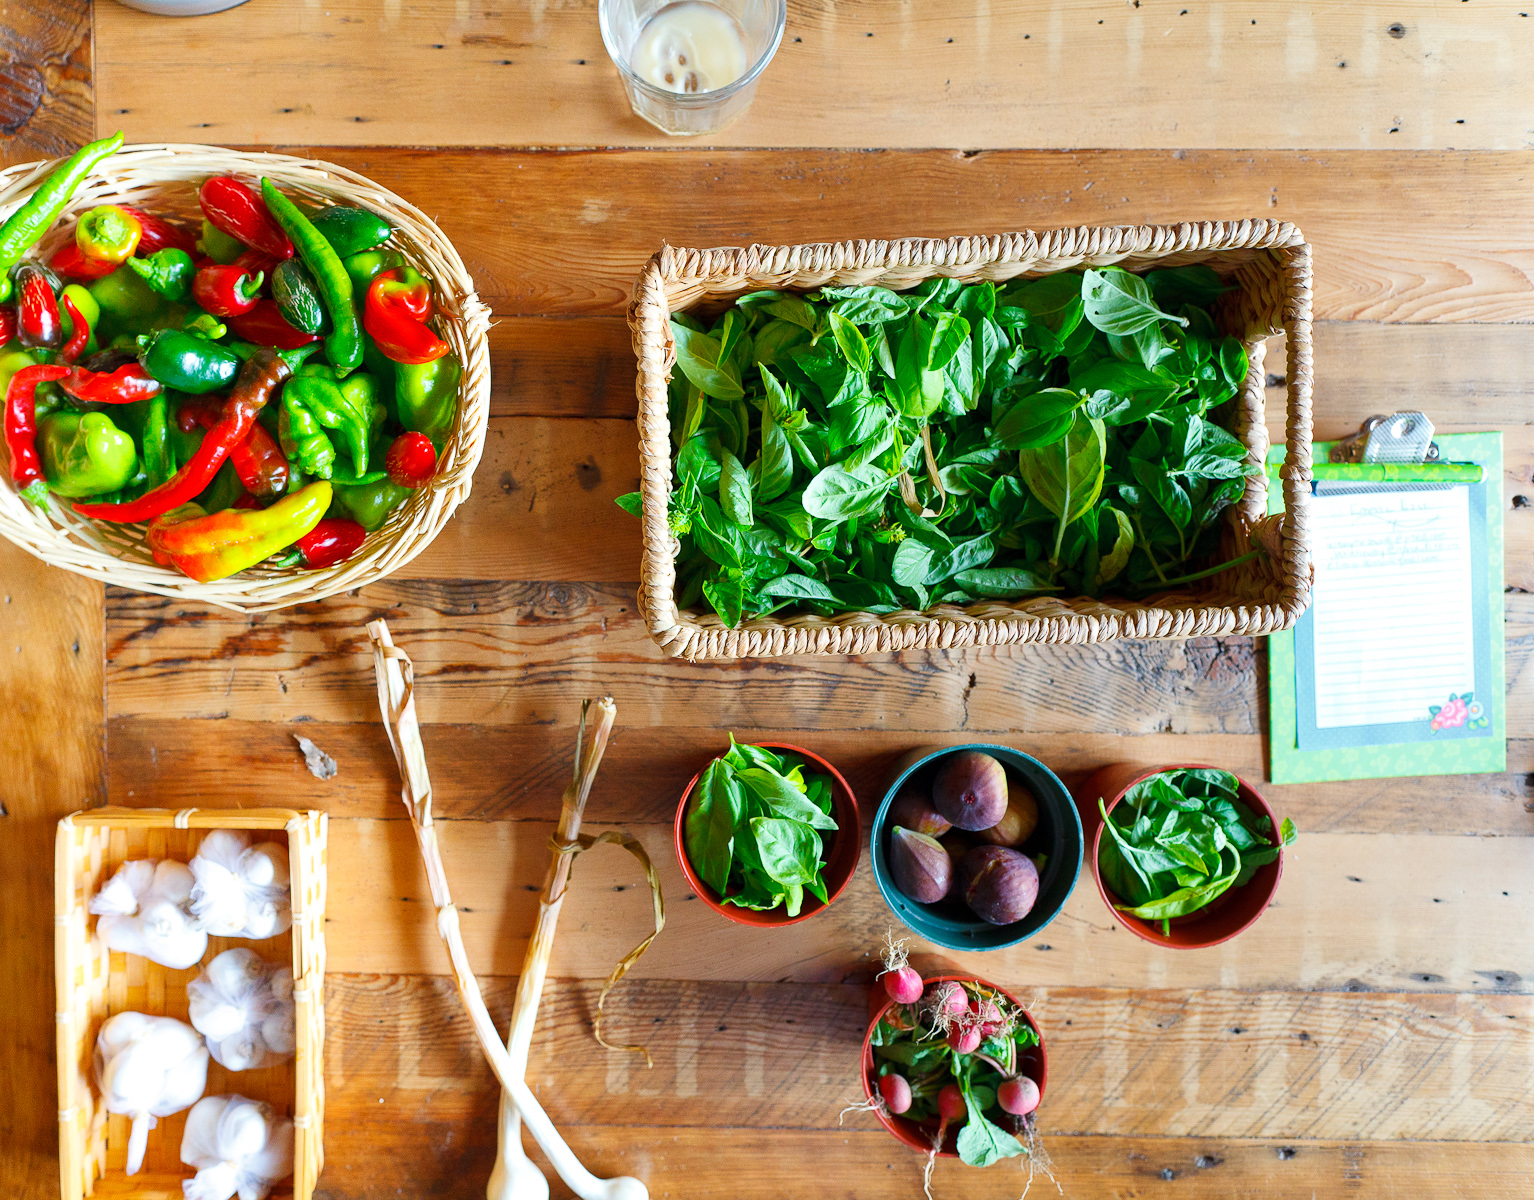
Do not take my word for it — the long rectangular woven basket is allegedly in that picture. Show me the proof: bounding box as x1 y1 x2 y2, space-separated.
629 221 1314 660
55 807 327 1200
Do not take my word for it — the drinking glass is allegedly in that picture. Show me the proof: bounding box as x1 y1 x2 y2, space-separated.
599 0 787 136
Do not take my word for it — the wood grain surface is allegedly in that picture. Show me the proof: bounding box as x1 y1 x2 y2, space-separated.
2 3 1531 1198
95 1 1534 151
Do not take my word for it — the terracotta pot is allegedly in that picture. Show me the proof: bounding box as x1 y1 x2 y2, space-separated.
1076 762 1285 949
673 742 859 928
860 975 1046 1157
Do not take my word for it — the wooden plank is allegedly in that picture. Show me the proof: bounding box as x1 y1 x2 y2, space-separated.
90 146 1534 325
499 319 1534 425
313 818 1534 990
315 1123 1534 1200
0 0 92 161
0 545 105 1161
94 1 1534 152
100 582 1534 733
106 718 1534 836
325 976 1534 1142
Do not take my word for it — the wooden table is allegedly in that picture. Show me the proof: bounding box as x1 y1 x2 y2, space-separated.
3 3 1532 1196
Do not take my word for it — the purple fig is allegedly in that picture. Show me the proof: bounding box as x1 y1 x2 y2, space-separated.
889 788 951 838
976 780 1040 848
932 751 1008 831
940 833 972 902
959 845 1040 925
889 826 952 903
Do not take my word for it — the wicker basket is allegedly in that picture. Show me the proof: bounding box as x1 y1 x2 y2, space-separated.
55 807 327 1200
0 144 491 613
630 222 1313 659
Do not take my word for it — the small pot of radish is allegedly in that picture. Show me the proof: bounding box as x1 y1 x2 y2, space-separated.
859 974 1047 1164
674 739 861 927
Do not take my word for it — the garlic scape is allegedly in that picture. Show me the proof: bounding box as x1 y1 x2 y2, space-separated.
180 1094 295 1200
88 860 209 970
189 830 293 940
94 1012 209 1176
186 949 296 1071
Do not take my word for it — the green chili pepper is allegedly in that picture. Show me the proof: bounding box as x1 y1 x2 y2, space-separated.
283 371 372 476
396 350 461 444
127 248 196 303
90 265 165 339
140 393 174 488
279 388 335 478
183 308 227 340
342 248 404 296
196 458 245 514
330 477 411 531
271 257 328 335
38 410 139 497
199 218 246 265
0 131 124 304
310 205 392 257
60 284 100 356
260 178 362 375
139 328 241 393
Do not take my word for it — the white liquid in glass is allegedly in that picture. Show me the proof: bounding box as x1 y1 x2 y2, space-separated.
629 1 749 94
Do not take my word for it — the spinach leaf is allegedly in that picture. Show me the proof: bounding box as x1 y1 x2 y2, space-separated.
1081 267 1189 335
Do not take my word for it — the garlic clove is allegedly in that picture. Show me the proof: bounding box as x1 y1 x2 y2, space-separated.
259 1008 295 1056
215 1029 265 1072
267 968 293 1004
89 860 157 917
190 1000 247 1043
239 843 290 890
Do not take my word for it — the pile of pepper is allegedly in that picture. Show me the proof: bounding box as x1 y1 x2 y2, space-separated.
0 133 461 583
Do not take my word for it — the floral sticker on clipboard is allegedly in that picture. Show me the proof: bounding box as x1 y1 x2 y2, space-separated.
1429 693 1489 732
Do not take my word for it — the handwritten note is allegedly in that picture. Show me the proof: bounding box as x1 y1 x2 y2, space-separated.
1308 488 1475 728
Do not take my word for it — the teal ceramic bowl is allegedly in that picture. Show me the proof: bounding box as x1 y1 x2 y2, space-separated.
870 744 1083 951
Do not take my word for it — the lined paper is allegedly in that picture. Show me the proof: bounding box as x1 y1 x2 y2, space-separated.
1309 488 1475 728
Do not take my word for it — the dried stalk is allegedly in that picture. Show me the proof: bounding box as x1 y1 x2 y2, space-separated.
366 619 649 1200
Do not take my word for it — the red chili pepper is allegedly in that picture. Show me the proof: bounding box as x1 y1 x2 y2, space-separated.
385 431 438 488
233 248 276 276
364 270 449 365
60 294 90 363
295 518 366 569
192 263 264 318
59 363 162 405
0 304 15 346
199 176 294 261
119 206 197 255
73 349 292 523
226 298 320 350
4 363 71 506
175 394 288 498
16 264 61 350
49 240 118 281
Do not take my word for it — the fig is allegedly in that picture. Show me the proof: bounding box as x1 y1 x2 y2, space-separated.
976 779 1040 847
959 845 1040 925
888 788 952 838
889 826 952 904
932 751 1008 831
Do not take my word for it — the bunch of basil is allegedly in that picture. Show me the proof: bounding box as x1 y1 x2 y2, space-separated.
684 739 838 917
617 265 1262 627
1097 767 1297 936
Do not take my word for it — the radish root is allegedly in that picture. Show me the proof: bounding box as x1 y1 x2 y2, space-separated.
877 929 910 977
1016 1116 1060 1199
837 1095 887 1126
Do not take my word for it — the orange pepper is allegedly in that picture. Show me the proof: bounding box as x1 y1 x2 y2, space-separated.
147 481 331 582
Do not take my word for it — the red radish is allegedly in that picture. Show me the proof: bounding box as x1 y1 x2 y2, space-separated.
923 981 968 1023
946 1022 981 1054
971 998 1005 1036
997 1076 1040 1117
882 966 923 1005
878 1072 913 1115
937 1084 966 1121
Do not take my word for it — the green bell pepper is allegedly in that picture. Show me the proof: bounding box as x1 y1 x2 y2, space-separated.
310 205 392 258
330 477 411 531
139 329 241 393
343 248 404 296
396 351 461 444
90 265 165 341
39 410 139 497
127 248 196 303
200 218 246 265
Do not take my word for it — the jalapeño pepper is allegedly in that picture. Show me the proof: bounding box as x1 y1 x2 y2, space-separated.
138 329 241 393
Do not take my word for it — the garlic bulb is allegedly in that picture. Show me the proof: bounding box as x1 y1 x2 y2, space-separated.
186 949 296 1071
189 831 292 940
180 1094 295 1200
89 860 208 970
94 1012 209 1175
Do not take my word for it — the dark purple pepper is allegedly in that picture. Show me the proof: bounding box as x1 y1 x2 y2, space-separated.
15 263 61 349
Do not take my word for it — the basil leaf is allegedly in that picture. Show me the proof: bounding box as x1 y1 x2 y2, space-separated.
1018 412 1107 538
923 533 995 586
954 566 1058 598
819 285 909 324
828 310 872 375
719 448 754 525
752 318 811 367
893 314 944 418
927 311 971 371
614 492 642 518
891 538 935 587
672 321 745 399
1081 267 1189 335
702 574 747 627
1146 264 1230 309
684 760 743 895
803 463 893 521
737 768 839 831
677 433 721 490
1131 458 1193 530
1095 504 1134 585
750 817 820 887
993 386 1082 449
754 406 794 501
758 573 837 602
1006 273 1084 336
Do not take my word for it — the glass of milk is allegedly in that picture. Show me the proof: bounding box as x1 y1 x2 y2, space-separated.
599 0 787 136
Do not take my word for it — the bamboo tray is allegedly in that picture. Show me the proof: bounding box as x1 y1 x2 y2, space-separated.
55 807 327 1200
630 221 1314 659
